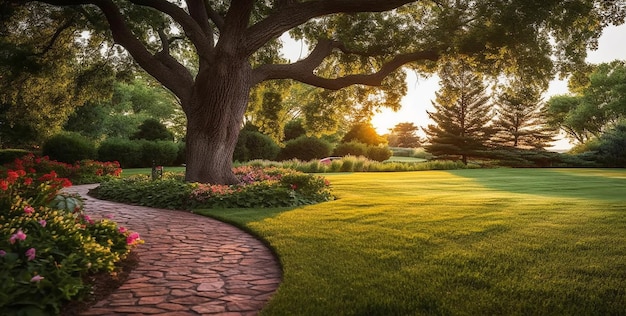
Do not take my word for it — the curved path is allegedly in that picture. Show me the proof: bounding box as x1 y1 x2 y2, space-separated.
65 184 282 316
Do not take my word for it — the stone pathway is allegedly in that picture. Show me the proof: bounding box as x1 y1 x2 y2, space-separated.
64 184 282 316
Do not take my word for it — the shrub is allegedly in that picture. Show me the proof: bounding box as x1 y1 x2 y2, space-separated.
137 140 179 167
130 118 173 141
333 141 368 157
366 146 393 162
595 123 626 167
42 133 97 164
98 138 143 168
278 136 332 161
234 130 280 162
0 166 140 314
174 142 186 166
0 149 32 165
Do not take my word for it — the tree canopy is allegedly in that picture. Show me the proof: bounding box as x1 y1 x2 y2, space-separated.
545 60 626 144
3 0 625 183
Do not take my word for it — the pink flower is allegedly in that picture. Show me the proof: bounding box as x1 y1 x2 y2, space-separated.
24 206 34 215
25 248 36 261
38 219 47 227
0 250 6 257
83 215 94 225
126 232 140 245
9 230 26 244
118 226 127 234
30 275 44 282
290 184 298 190
104 214 114 219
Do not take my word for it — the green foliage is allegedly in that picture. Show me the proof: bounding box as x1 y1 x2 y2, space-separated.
595 122 626 167
366 146 393 162
41 133 97 164
233 129 280 162
278 136 332 161
97 138 142 169
174 142 186 166
0 4 116 148
0 163 139 314
342 122 386 146
546 61 626 144
131 118 173 141
0 150 31 165
333 141 368 157
91 167 333 209
244 156 473 173
283 119 307 142
137 140 179 167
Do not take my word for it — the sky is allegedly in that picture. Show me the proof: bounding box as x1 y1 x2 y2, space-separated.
281 23 626 151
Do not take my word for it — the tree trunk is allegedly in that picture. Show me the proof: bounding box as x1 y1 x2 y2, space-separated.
184 59 251 184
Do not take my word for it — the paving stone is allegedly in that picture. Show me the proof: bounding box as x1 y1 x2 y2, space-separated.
65 185 281 316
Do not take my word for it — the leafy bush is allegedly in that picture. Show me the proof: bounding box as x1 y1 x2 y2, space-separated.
333 141 368 157
234 130 280 162
92 167 333 209
4 154 122 185
278 136 332 161
98 138 143 168
366 146 393 162
174 142 186 166
42 133 97 164
131 118 173 141
0 150 32 165
137 140 179 167
595 123 626 167
0 166 140 314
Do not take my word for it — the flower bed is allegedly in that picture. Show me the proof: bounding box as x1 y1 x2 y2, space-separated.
0 163 141 314
92 166 334 209
4 154 122 185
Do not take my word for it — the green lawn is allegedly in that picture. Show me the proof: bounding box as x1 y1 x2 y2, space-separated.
196 168 626 315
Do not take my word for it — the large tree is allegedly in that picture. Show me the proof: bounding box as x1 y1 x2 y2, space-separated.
424 57 496 164
545 60 626 144
492 82 555 149
4 0 625 183
388 122 422 148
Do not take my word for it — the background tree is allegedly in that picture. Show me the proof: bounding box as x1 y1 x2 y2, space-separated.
424 57 496 164
388 122 422 148
0 4 116 147
342 122 386 146
131 118 174 141
492 82 555 149
5 0 624 183
545 60 626 144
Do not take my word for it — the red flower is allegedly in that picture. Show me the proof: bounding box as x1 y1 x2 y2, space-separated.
23 177 32 186
6 171 18 182
0 180 8 191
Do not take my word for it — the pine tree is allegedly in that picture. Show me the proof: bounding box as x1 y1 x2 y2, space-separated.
424 58 496 164
493 84 555 149
388 122 422 148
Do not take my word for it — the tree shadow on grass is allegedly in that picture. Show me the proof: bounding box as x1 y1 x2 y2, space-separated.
446 168 626 201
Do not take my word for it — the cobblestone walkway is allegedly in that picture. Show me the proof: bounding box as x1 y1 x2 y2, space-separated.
64 185 282 316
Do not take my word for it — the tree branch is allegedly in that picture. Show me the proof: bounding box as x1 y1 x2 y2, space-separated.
252 38 439 89
243 0 419 56
127 0 213 59
203 0 225 32
37 14 76 55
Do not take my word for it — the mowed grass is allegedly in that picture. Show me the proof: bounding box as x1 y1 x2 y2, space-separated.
197 168 626 315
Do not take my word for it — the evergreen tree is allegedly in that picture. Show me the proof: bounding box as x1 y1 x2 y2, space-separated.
493 83 556 149
424 58 496 164
388 122 422 148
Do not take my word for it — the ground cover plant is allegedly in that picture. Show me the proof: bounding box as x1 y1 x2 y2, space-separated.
0 163 141 315
92 166 333 209
197 169 626 315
